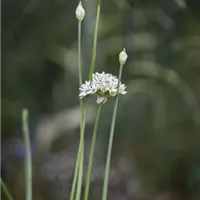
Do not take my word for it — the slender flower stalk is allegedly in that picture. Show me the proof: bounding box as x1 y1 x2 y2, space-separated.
75 9 85 200
75 149 83 200
70 103 87 200
22 108 32 200
78 21 83 85
69 152 79 200
1 178 13 200
70 100 86 200
70 3 85 200
102 49 128 200
89 0 101 80
84 104 103 200
74 1 102 200
71 0 102 199
75 99 88 200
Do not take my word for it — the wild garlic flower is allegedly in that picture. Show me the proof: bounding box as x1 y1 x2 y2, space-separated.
79 72 127 104
75 1 85 21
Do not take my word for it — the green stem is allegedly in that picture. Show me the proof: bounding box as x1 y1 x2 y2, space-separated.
77 20 84 199
76 99 84 200
75 99 88 200
71 0 102 198
75 148 84 200
75 144 84 200
75 18 85 200
70 101 86 200
75 105 84 200
22 109 32 200
70 138 84 200
78 21 82 86
89 0 101 80
84 104 103 200
70 19 84 200
69 138 82 200
102 65 123 200
74 0 102 198
1 178 13 200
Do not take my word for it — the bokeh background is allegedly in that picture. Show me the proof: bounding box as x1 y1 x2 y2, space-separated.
2 0 200 199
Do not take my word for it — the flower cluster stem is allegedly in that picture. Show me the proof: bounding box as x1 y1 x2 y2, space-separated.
76 19 84 200
102 65 123 200
70 99 88 200
84 104 103 200
78 21 82 86
70 19 85 200
71 0 102 199
75 99 88 200
75 150 83 200
22 109 32 200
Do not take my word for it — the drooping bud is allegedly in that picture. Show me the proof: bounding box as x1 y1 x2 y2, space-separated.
75 1 85 21
96 96 108 104
119 48 128 66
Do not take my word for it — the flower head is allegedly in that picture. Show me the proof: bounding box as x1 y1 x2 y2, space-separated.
119 48 128 66
75 1 85 21
79 72 127 104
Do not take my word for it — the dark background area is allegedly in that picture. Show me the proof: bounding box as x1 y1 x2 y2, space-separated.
1 0 200 199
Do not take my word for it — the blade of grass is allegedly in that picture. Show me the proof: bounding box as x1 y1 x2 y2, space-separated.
22 109 32 200
1 178 13 200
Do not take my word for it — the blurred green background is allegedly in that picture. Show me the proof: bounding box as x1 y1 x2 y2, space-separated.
2 0 200 199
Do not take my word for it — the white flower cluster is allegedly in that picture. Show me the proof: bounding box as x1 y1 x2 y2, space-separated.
79 72 127 103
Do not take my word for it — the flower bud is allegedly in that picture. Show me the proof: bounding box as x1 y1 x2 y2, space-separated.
96 96 108 104
119 48 128 66
75 1 85 21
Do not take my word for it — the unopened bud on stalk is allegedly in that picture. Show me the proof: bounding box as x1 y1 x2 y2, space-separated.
119 48 128 66
75 1 85 21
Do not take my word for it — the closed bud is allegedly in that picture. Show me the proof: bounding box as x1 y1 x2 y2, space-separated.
75 1 85 21
119 48 128 66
